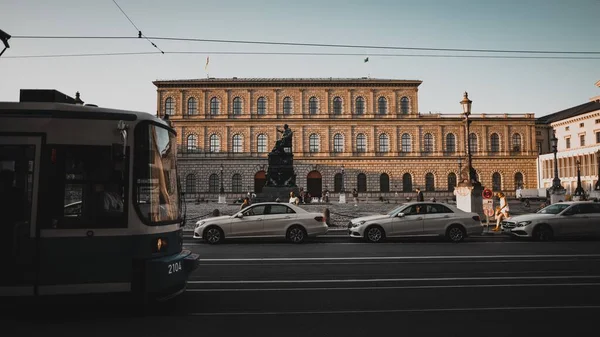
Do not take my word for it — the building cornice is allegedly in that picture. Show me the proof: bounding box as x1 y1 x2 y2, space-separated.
153 77 423 89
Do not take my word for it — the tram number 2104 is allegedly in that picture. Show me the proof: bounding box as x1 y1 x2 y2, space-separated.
168 261 182 275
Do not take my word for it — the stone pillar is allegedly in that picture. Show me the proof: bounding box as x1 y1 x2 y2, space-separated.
454 182 484 218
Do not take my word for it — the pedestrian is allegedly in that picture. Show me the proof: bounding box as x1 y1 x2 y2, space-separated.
415 188 424 202
493 192 509 231
352 188 359 206
240 197 250 210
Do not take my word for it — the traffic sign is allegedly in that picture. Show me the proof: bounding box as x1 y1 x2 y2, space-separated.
482 188 493 199
482 198 494 217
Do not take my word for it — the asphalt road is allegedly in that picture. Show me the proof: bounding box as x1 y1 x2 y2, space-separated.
5 239 600 337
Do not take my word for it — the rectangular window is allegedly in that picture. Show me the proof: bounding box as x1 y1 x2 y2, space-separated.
536 131 541 136
565 126 570 131
580 123 585 128
580 134 585 147
566 137 571 149
596 119 600 124
596 132 600 144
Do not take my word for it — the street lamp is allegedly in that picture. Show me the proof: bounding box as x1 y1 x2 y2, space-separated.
341 165 345 193
573 159 585 199
460 92 477 184
550 134 561 189
219 164 224 193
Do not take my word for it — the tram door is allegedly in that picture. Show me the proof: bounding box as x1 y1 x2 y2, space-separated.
0 136 41 296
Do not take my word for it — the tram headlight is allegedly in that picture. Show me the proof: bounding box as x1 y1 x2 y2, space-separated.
154 238 168 253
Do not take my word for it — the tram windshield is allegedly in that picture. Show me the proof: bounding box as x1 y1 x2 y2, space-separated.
134 123 181 225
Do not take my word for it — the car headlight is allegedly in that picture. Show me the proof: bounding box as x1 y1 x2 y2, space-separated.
352 221 366 228
196 221 205 229
517 221 531 227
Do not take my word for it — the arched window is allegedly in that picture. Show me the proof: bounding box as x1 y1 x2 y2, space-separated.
309 134 320 153
165 97 174 115
425 173 435 192
309 97 318 114
232 134 242 153
357 173 367 192
257 134 267 153
379 134 389 152
469 133 478 153
186 134 198 151
447 173 457 192
210 97 220 115
401 133 411 153
233 97 242 115
232 173 242 193
355 97 365 115
333 97 342 115
492 172 502 191
187 97 197 115
356 133 366 152
257 97 267 115
208 174 219 193
334 173 343 192
380 173 390 192
512 133 522 152
514 172 524 190
209 134 220 153
378 97 387 114
400 96 410 114
333 133 344 153
283 97 292 114
490 133 500 153
402 173 413 192
423 133 433 153
186 174 196 194
446 133 456 153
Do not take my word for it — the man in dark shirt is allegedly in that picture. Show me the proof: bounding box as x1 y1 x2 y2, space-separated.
415 188 424 202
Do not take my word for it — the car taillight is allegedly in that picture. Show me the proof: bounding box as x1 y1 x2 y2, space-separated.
314 216 324 222
472 215 480 221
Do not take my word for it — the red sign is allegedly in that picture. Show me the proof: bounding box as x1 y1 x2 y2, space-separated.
482 188 493 199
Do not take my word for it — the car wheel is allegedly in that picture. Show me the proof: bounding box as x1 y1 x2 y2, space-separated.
365 226 385 243
287 225 307 244
446 225 466 243
533 224 553 241
204 226 224 244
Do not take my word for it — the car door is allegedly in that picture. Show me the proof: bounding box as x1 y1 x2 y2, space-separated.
229 204 266 237
422 203 454 235
557 204 587 236
390 204 424 236
577 203 600 236
262 204 297 236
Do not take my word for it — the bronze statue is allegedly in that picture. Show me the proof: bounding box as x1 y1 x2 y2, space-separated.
272 124 293 153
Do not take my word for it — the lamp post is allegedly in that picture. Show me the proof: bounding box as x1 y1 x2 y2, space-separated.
339 165 346 203
219 164 224 193
595 150 600 191
341 165 345 193
460 92 477 184
551 134 561 189
573 159 585 200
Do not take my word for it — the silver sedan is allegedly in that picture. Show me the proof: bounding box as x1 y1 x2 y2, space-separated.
193 202 328 244
348 202 482 243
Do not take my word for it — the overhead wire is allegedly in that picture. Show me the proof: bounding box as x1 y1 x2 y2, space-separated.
111 0 164 54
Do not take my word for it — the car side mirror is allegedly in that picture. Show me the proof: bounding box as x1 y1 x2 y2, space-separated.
236 213 244 218
397 213 405 218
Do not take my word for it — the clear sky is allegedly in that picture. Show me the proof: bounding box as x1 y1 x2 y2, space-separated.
1 0 598 116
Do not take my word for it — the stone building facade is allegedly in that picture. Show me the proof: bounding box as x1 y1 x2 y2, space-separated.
153 78 538 200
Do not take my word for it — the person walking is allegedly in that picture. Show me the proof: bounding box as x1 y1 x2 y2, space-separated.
493 192 509 231
415 188 424 202
352 188 359 206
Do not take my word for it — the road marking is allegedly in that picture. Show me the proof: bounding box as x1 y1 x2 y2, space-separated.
187 305 600 316
186 282 600 292
196 259 599 266
188 275 600 284
194 254 600 262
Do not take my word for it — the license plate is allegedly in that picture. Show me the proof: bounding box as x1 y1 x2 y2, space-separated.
168 261 182 275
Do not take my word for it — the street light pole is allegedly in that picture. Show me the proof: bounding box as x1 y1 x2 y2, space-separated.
341 165 345 193
551 134 561 189
460 92 476 184
220 164 224 193
573 159 585 199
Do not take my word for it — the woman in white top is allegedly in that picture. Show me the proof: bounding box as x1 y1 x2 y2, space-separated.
289 191 299 205
493 192 509 231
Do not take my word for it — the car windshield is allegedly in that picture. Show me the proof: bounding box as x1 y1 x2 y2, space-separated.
386 204 408 216
537 203 570 215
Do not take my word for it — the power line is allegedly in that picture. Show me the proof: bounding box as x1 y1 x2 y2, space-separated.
4 50 600 60
10 35 600 55
111 1 164 54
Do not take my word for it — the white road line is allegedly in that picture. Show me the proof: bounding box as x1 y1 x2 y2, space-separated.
186 282 600 292
188 275 600 284
193 254 600 262
196 259 597 266
188 305 600 316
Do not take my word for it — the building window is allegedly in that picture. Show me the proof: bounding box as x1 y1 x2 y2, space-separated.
379 134 389 152
580 134 585 147
208 174 219 193
445 133 455 153
233 97 242 115
357 173 367 192
309 97 318 114
536 131 541 136
210 97 220 115
469 133 478 153
402 173 412 192
596 119 600 124
232 134 242 153
355 97 365 115
257 134 267 153
514 172 524 190
380 173 390 192
165 97 174 115
334 173 343 193
425 173 435 192
566 137 571 149
423 133 433 153
490 133 500 153
596 132 600 144
283 97 292 114
447 173 457 192
401 133 411 153
580 123 585 128
377 97 387 114
232 173 242 193
257 97 267 115
356 133 366 152
565 126 570 131
309 134 320 153
187 97 197 115
333 133 344 153
333 97 342 115
512 133 522 152
400 96 409 114
186 174 196 194
209 134 220 153
187 134 198 151
492 172 502 191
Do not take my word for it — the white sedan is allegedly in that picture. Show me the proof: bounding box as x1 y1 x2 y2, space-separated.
348 202 482 243
193 202 328 244
502 201 600 241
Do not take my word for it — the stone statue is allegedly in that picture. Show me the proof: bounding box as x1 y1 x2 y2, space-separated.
272 124 293 153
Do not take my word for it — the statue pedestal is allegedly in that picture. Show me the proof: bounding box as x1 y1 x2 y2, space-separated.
549 187 566 204
218 194 226 204
454 182 483 218
339 193 346 204
257 186 299 203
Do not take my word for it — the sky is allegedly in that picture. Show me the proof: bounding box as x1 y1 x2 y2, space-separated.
1 0 598 117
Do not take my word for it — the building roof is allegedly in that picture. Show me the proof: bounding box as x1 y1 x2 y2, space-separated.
153 77 422 87
536 100 600 125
